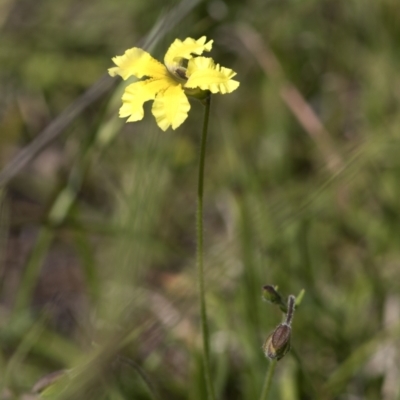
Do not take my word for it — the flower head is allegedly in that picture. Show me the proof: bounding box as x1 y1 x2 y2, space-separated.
109 36 239 131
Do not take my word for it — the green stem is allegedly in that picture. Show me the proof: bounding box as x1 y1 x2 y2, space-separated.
196 94 216 400
259 359 277 400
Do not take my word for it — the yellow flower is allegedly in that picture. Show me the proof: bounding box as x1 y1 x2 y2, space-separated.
108 36 239 131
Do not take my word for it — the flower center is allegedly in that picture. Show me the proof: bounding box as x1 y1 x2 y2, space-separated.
174 67 188 81
166 58 189 83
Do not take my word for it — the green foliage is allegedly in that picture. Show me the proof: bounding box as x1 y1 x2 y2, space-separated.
1 0 400 399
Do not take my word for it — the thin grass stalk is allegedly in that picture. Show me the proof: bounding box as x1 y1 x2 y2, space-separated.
196 94 216 400
118 356 161 400
259 359 277 400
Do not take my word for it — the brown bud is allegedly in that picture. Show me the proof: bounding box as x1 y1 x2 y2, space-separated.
263 323 291 360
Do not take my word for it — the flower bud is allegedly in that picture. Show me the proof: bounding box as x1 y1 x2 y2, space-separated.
263 323 291 361
262 285 283 305
262 294 296 361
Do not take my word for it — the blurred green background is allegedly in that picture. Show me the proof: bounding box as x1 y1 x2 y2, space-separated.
1 0 400 398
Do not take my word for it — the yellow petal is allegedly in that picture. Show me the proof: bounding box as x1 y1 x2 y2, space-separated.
164 36 213 71
119 78 171 122
108 48 167 80
151 85 190 131
185 57 240 94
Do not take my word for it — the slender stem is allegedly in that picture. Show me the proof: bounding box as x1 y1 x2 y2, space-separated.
196 94 216 400
285 295 296 326
259 359 277 400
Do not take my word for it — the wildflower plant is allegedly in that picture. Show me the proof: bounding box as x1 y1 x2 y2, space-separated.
259 288 303 400
263 295 295 361
109 36 239 131
109 37 239 400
